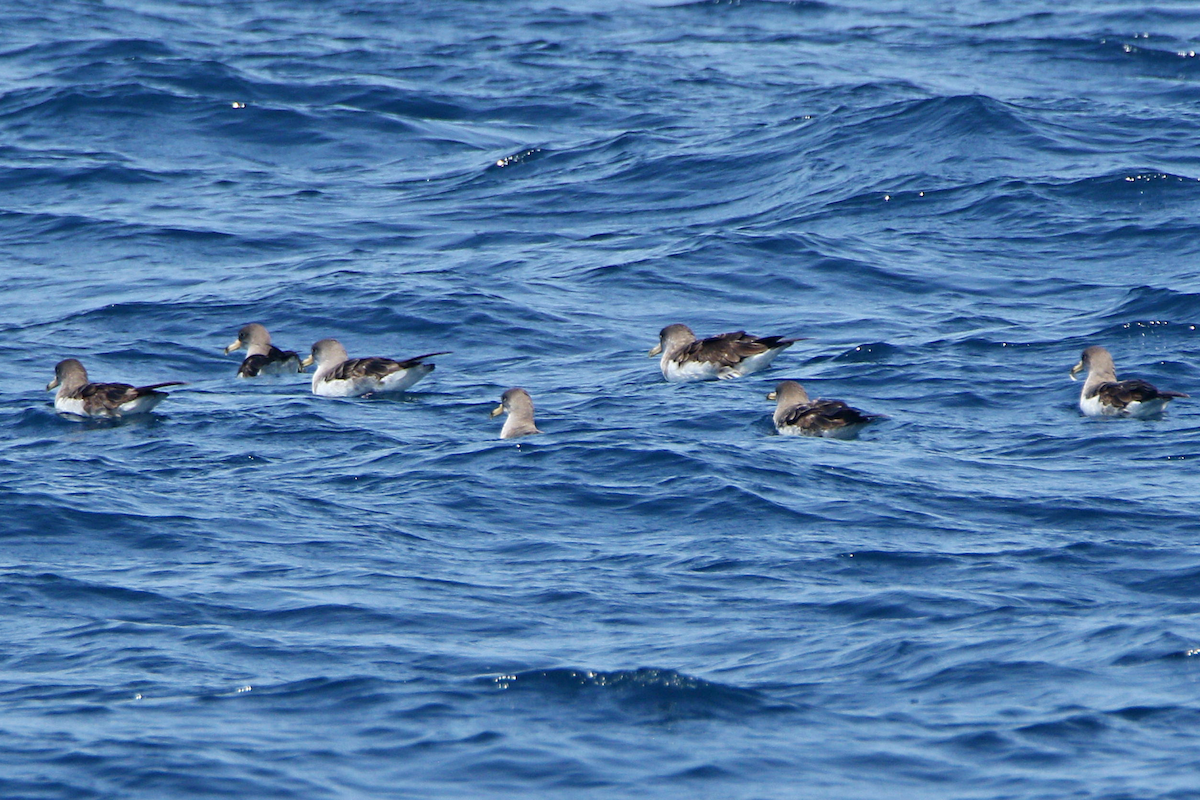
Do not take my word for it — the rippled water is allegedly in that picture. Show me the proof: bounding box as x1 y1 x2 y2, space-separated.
3 1 1200 798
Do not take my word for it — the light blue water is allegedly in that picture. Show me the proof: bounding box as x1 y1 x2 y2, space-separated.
3 2 1200 798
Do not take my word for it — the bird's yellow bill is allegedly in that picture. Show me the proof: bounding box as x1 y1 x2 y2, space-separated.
489 404 504 418
224 339 244 354
300 354 315 369
766 391 777 400
648 343 662 357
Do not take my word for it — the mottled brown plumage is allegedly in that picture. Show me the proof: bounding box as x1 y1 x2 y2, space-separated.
676 330 793 363
1071 345 1187 418
225 323 301 377
324 353 444 382
768 380 881 439
47 359 184 418
301 338 449 397
650 323 800 381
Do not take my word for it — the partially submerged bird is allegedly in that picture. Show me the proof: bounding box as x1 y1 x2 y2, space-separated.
767 380 881 439
650 324 799 381
490 387 542 439
1070 345 1187 418
300 338 447 397
47 359 184 418
224 323 301 377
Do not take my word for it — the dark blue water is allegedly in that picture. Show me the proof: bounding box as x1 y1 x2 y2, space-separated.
3 1 1200 797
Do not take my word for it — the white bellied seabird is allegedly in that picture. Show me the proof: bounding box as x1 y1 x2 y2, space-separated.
1070 345 1188 418
767 380 881 439
490 387 542 439
300 338 447 397
47 359 184 418
224 323 301 377
650 324 800 381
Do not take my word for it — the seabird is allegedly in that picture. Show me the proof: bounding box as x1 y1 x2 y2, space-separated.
46 359 184 418
300 338 447 397
1070 345 1187 418
649 324 799 381
767 380 881 439
224 323 301 377
490 387 542 439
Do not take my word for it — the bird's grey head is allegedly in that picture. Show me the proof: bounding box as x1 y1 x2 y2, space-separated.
649 323 696 357
226 322 272 354
48 358 87 392
767 380 810 405
239 323 270 345
502 387 533 413
312 338 348 364
1071 345 1115 380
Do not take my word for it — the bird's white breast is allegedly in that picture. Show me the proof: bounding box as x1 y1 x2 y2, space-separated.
312 375 368 397
1080 392 1169 419
54 397 88 417
661 357 721 382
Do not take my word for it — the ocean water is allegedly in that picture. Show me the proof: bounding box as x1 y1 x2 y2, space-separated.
3 1 1200 797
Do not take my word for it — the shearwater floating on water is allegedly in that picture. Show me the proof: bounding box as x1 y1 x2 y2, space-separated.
224 323 302 378
649 323 800 381
301 338 447 397
47 359 184 418
1070 345 1187 418
767 380 882 439
490 387 542 439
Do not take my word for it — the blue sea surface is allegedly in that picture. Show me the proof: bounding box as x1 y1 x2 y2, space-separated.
3 1 1200 797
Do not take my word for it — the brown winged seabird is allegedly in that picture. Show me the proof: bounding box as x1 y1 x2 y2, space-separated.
767 380 882 439
47 359 184 418
224 323 301 377
649 324 799 381
1070 345 1187 418
300 338 447 397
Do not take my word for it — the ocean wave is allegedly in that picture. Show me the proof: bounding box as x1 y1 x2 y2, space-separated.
491 667 782 721
1102 286 1200 324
